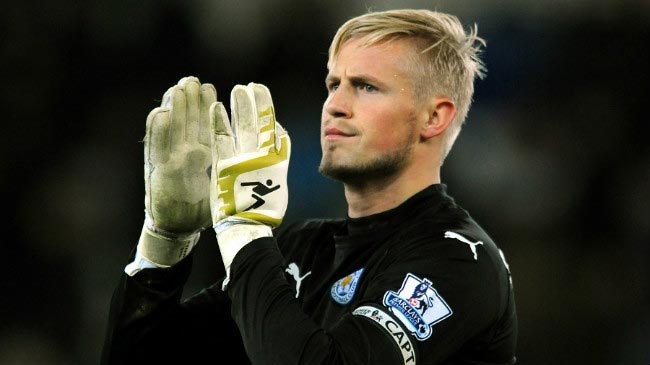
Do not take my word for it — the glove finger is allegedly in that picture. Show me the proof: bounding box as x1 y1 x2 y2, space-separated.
199 83 217 148
144 107 171 164
161 86 174 107
168 85 187 151
177 75 199 86
210 102 236 160
275 120 287 135
275 120 290 154
248 82 277 151
231 84 258 153
178 76 201 144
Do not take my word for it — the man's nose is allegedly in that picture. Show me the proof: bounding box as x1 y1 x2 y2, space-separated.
324 88 352 119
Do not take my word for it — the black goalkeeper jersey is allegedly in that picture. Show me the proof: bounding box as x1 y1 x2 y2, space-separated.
102 184 517 365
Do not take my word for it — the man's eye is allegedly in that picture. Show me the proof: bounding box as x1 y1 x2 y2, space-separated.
362 84 377 92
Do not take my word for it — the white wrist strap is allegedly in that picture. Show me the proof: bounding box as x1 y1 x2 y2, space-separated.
124 250 162 276
124 225 200 276
214 218 272 289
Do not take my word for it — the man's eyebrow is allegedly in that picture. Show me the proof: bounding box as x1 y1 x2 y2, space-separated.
348 74 383 86
325 73 386 87
324 74 339 84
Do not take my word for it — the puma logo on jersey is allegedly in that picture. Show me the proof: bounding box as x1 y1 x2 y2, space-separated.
444 231 483 260
285 262 311 298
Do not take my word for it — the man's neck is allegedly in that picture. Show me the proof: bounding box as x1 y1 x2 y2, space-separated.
343 167 440 218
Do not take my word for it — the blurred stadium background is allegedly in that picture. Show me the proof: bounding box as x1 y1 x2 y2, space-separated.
1 0 648 364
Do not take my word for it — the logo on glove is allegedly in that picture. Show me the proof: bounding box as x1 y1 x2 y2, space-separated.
241 179 281 210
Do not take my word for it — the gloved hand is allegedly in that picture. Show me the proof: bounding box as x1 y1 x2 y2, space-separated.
125 76 215 275
209 82 290 280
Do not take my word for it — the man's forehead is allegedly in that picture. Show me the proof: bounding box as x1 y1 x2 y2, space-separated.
327 37 414 77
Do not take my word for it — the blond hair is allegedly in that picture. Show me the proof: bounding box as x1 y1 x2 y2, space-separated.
328 9 486 161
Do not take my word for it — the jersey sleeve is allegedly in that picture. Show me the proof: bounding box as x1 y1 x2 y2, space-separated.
227 237 405 364
350 234 517 364
101 250 250 365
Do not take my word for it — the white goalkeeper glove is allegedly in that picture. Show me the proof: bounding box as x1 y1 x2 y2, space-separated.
210 82 290 281
125 76 215 275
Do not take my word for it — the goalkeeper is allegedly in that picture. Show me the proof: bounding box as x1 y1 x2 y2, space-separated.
102 9 517 365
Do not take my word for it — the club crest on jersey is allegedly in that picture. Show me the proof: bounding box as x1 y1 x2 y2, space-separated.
330 268 364 305
383 273 452 341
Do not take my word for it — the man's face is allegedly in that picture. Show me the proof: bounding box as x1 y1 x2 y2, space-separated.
319 37 426 183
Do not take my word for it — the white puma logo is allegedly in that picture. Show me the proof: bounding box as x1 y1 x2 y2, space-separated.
444 231 484 261
285 263 312 298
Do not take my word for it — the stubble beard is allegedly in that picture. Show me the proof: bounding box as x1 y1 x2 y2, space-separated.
318 144 413 185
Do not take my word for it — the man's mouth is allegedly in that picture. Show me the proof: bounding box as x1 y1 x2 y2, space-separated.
324 127 353 141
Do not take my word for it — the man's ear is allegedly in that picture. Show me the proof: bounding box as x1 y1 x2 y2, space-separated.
421 97 456 139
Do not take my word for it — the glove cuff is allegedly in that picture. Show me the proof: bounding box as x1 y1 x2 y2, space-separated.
136 225 200 267
214 218 272 289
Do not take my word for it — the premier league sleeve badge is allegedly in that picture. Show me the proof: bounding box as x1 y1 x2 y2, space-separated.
382 273 452 341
